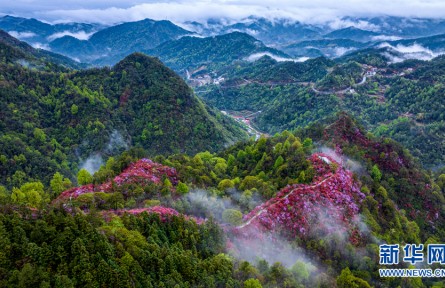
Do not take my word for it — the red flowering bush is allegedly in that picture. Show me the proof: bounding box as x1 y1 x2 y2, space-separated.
235 153 365 244
111 206 205 224
55 158 178 202
322 113 437 224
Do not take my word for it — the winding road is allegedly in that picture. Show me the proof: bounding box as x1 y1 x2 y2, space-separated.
356 76 367 86
311 85 351 95
311 75 367 95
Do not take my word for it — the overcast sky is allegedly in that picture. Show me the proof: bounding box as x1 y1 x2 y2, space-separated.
2 0 445 24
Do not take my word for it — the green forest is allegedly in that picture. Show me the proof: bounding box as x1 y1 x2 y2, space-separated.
0 33 246 187
2 115 445 287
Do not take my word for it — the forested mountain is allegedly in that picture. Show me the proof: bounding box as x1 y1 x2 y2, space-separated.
217 55 335 84
50 19 193 65
0 16 193 65
0 29 84 70
7 14 445 64
0 15 99 45
0 34 247 188
324 26 379 42
1 112 444 287
385 32 445 51
146 32 290 74
183 15 445 45
48 36 97 62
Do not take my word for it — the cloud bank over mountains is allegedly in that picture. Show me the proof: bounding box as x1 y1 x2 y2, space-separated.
379 42 445 62
3 0 445 25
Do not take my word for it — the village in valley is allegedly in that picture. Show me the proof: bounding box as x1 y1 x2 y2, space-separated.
186 67 225 87
186 61 418 139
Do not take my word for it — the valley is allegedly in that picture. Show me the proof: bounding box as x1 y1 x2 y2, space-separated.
221 110 267 140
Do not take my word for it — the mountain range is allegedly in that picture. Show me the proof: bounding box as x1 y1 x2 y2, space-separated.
147 32 290 74
5 14 445 65
50 18 193 64
0 15 99 46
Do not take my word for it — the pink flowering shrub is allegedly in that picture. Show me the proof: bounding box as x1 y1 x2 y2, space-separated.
111 206 205 224
55 158 178 202
235 153 365 245
323 114 437 224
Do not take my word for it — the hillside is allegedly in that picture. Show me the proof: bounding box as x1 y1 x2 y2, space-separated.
299 113 441 234
235 152 364 240
198 53 445 167
146 32 291 74
199 56 334 110
1 114 443 287
0 42 247 187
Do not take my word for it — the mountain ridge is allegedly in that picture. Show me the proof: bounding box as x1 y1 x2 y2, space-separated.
0 33 247 186
49 18 193 65
0 29 85 69
147 31 291 74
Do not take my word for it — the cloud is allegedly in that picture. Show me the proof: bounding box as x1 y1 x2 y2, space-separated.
317 146 364 173
246 52 309 62
326 19 380 31
379 42 445 62
332 47 355 57
39 3 305 24
226 28 259 36
47 30 95 41
181 189 245 221
230 226 318 268
80 153 103 174
106 130 129 153
4 1 445 26
178 33 205 39
16 59 31 67
8 31 37 39
31 42 50 50
371 35 402 41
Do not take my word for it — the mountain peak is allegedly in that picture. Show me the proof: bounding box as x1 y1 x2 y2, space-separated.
114 52 164 69
324 26 379 41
